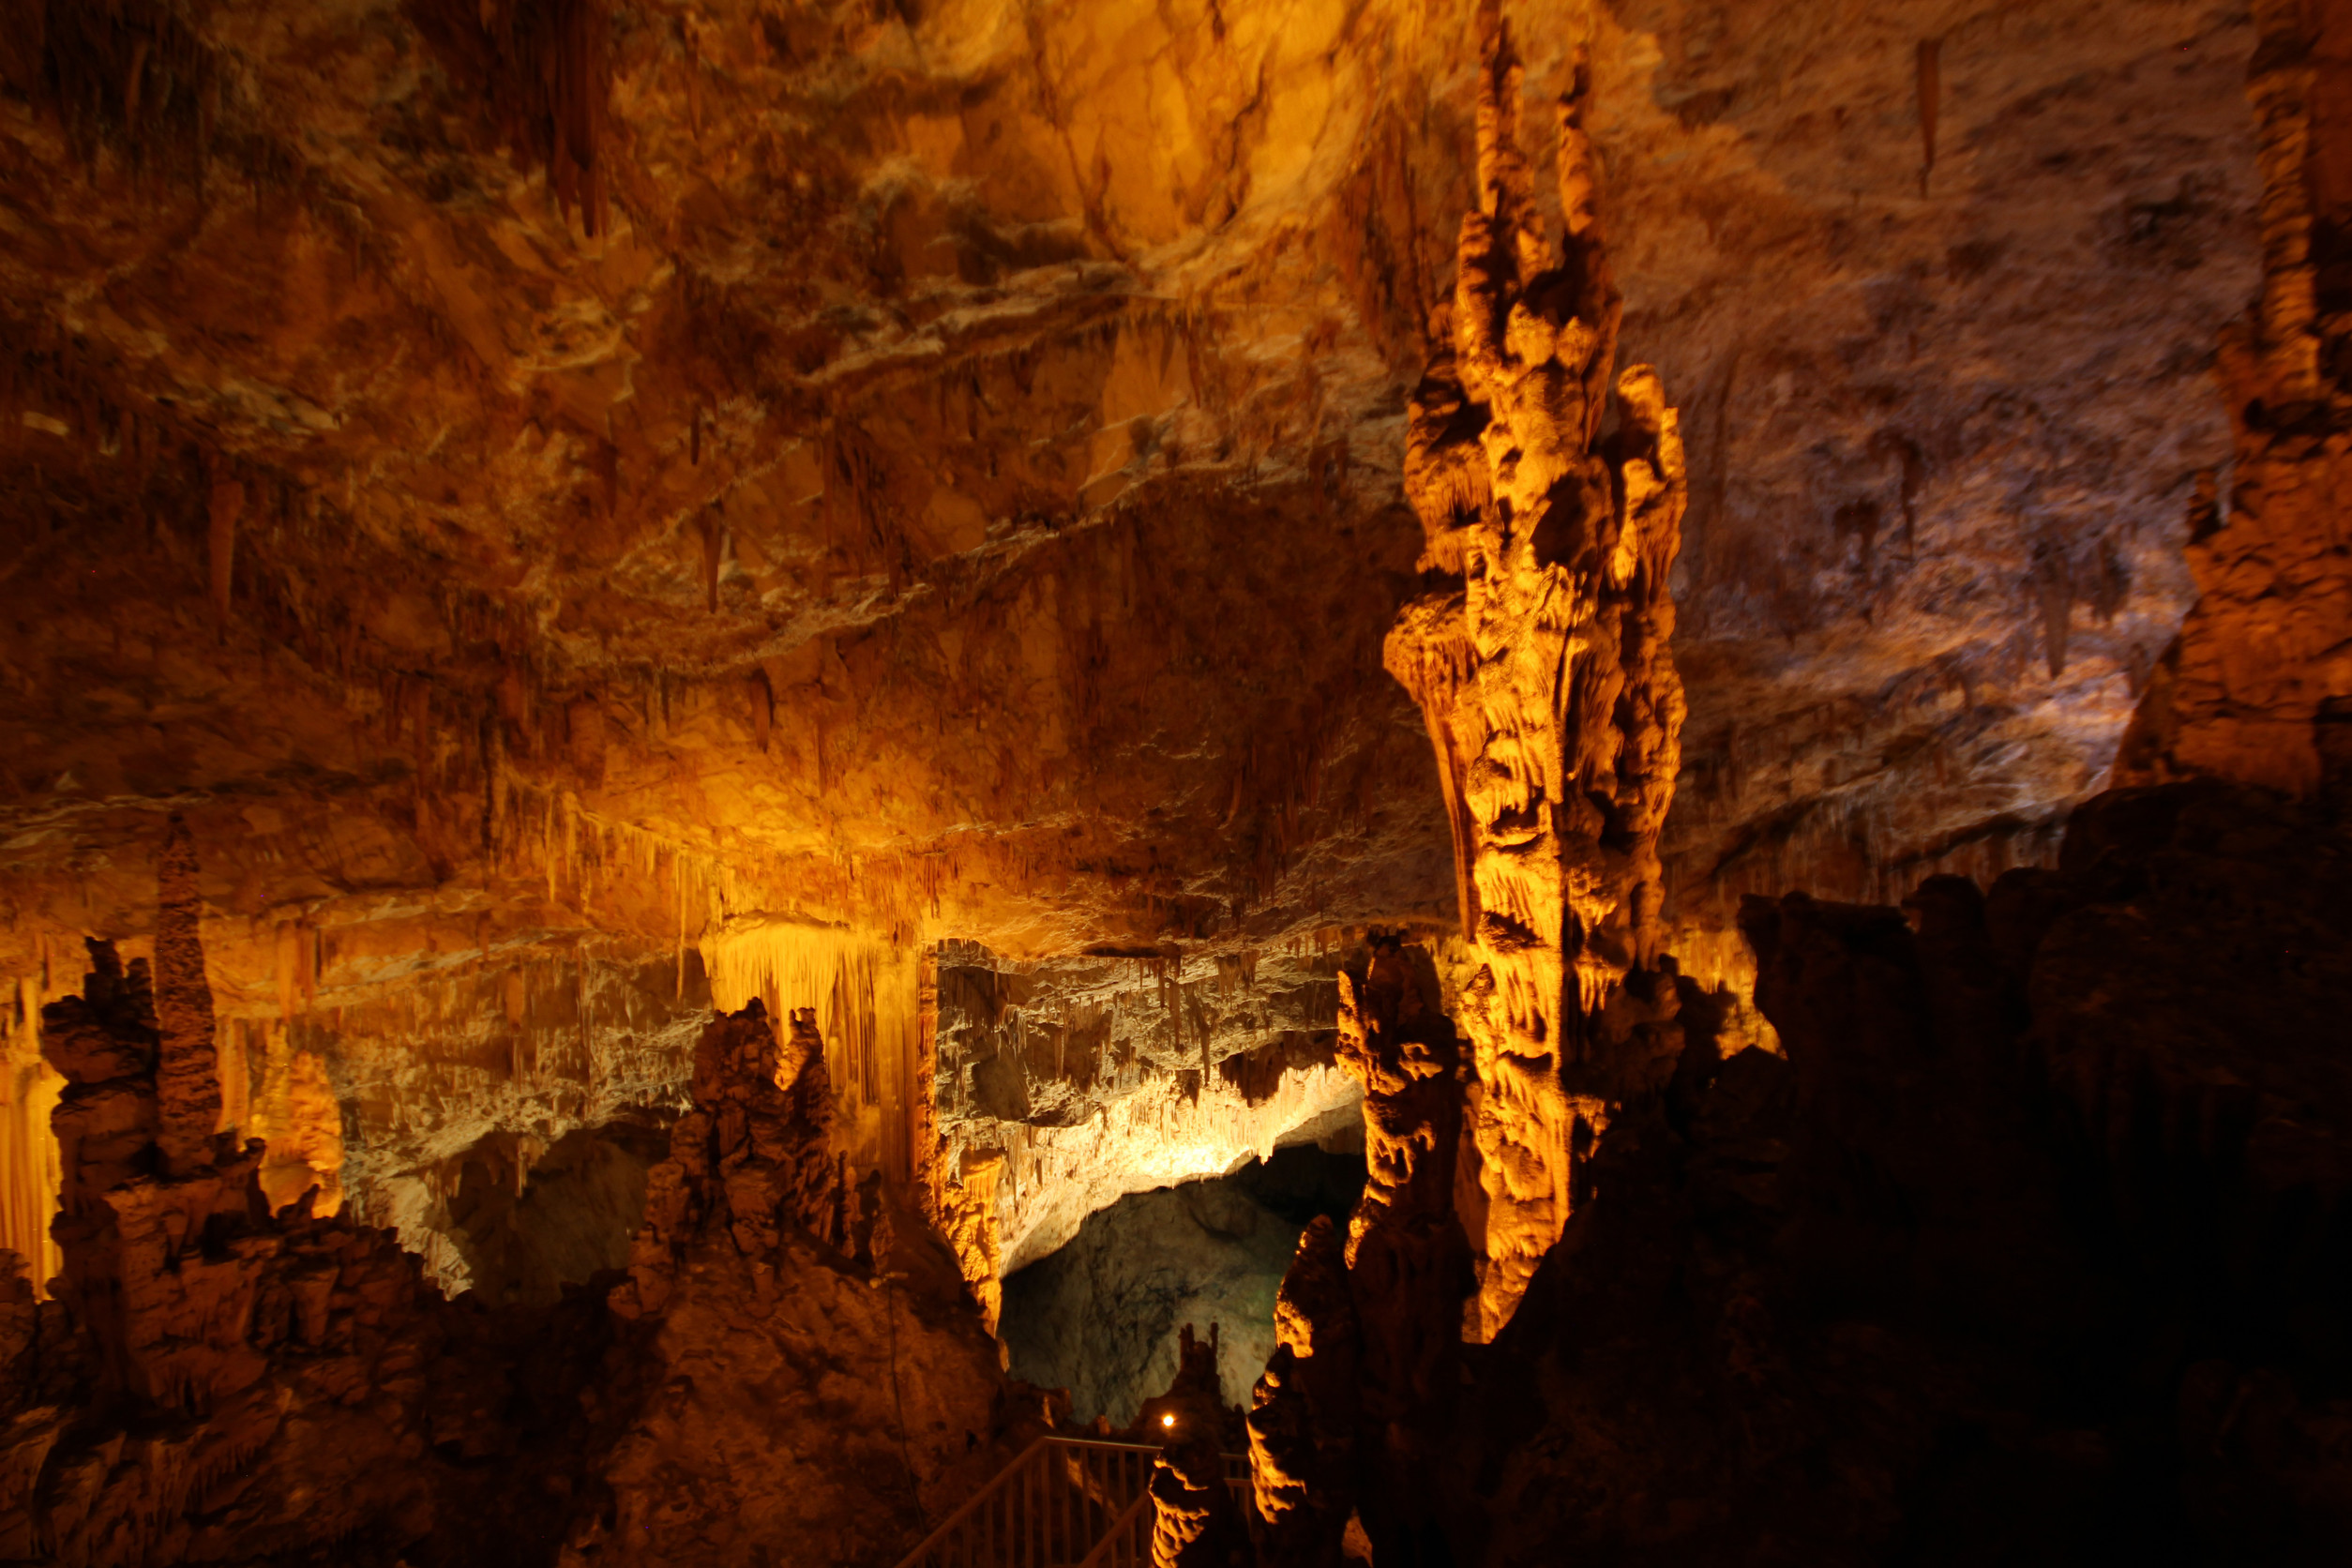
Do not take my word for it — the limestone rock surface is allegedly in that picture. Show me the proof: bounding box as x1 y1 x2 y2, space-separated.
0 0 2260 1273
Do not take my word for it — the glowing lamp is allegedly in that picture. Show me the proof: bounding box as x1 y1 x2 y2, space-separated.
1159 1413 1175 1428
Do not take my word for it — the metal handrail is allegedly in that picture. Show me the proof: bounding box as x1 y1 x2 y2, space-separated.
1071 1491 1154 1568
891 1437 1165 1568
890 1436 1245 1568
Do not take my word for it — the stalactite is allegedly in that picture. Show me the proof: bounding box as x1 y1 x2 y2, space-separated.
1383 8 1688 1339
0 975 65 1294
699 916 919 1183
403 0 612 237
1917 39 1942 197
205 477 241 639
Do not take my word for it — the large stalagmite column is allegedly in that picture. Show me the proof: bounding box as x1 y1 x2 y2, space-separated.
1386 11 1688 1338
2115 0 2352 798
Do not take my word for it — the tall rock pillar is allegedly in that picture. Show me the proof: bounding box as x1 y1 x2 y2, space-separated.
2115 0 2352 799
1386 11 1689 1337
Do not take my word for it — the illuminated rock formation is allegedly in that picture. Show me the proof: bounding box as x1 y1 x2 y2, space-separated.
1244 1215 1359 1568
149 822 225 1178
613 999 843 1319
0 823 1017 1568
584 993 1017 1568
0 0 2262 1308
1386 11 1687 1337
1243 934 1466 1566
15 839 451 1564
1333 938 1471 1561
924 942 1365 1331
2116 0 2352 800
1145 1325 1250 1568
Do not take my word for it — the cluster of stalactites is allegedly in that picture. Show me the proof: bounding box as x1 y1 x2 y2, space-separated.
1384 5 1687 1339
2114 0 2352 803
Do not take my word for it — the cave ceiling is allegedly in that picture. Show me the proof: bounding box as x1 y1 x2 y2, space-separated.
0 0 2257 1214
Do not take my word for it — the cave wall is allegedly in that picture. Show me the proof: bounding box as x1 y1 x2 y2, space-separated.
1624 0 2261 957
927 940 1364 1310
0 0 2261 1294
0 0 2340 1562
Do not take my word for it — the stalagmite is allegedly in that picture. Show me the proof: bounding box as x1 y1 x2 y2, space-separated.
1148 1324 1249 1568
1385 9 1688 1338
151 818 226 1178
2115 0 2352 800
1244 1215 1359 1568
1244 934 1466 1568
22 835 456 1560
612 998 844 1319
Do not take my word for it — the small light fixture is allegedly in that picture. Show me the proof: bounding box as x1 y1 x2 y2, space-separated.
1160 1413 1176 1429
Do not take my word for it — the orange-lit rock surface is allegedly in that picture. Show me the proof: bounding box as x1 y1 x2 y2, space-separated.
1387 8 1685 1336
576 995 1019 1568
0 0 2329 1560
23 839 458 1565
1244 1214 1358 1568
0 0 2260 1283
2116 0 2352 800
1240 930 1468 1568
5 830 1022 1567
14 846 448 1563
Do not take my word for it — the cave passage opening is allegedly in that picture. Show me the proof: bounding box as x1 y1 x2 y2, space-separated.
998 1140 1367 1427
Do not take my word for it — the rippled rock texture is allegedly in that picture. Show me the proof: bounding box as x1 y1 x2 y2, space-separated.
1387 7 1686 1338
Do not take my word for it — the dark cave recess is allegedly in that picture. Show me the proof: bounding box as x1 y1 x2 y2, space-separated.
999 1145 1367 1426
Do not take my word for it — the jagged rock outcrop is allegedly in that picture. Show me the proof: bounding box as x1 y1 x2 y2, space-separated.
580 995 1018 1568
612 999 842 1321
2117 0 2352 801
1149 1435 1248 1568
6 827 1008 1568
13 836 454 1565
1244 1215 1359 1568
1244 934 1468 1568
1145 1324 1251 1568
1331 940 1470 1562
1385 7 1688 1339
147 823 224 1179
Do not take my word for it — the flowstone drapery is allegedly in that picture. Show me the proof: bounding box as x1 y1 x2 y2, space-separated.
1385 12 1688 1339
